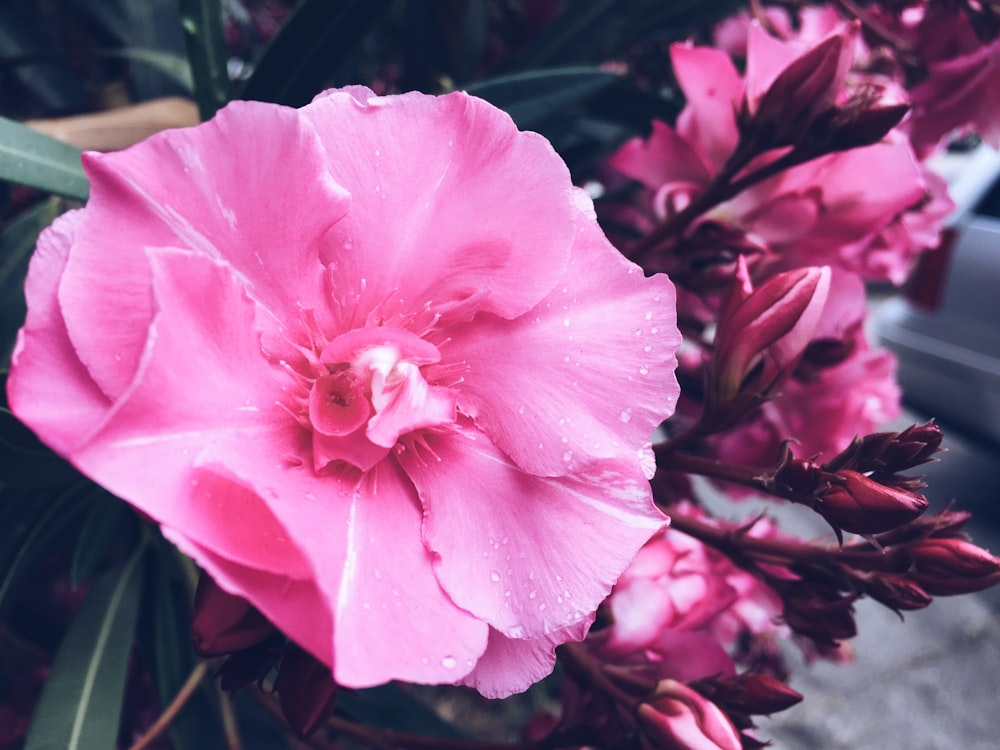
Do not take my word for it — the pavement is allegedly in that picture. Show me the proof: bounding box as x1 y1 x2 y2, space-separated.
759 408 1000 749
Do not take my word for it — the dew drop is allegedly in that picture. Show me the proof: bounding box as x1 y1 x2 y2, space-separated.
643 345 652 353
490 570 501 583
645 311 653 320
529 590 537 600
651 326 659 334
374 148 381 156
563 317 571 327
639 365 650 375
518 406 525 415
619 409 632 423
563 450 573 462
442 656 457 669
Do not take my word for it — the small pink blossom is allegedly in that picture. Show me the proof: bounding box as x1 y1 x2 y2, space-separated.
715 271 901 465
638 679 743 750
8 88 682 697
609 29 929 284
592 503 786 683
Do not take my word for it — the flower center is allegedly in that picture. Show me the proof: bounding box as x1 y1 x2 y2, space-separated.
307 326 457 472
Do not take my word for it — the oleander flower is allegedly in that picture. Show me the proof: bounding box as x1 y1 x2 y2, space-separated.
8 87 681 697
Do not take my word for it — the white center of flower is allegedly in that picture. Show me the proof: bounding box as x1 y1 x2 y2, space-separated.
305 326 457 473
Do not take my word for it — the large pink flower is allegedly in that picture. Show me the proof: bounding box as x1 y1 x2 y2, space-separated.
8 88 680 697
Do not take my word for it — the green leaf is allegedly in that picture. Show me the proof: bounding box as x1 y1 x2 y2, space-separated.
70 492 129 587
339 684 467 739
140 541 224 750
0 406 80 487
0 197 63 363
95 48 194 93
0 117 88 200
464 67 622 131
0 482 93 619
23 545 145 750
238 0 395 107
178 0 230 119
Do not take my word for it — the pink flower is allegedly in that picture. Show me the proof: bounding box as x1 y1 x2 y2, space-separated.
609 29 928 284
714 270 900 466
8 88 681 697
638 679 742 750
593 504 785 683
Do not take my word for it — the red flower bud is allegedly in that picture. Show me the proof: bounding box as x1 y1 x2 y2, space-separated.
861 574 932 612
707 260 830 417
275 647 338 738
817 470 928 535
638 680 742 750
782 584 857 644
697 673 803 715
742 22 859 148
909 538 1000 596
191 574 277 657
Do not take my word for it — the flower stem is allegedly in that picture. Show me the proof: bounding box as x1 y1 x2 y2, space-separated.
128 661 209 750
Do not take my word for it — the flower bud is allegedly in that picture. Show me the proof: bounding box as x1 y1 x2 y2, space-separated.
825 422 943 474
782 584 856 644
741 22 859 148
696 673 803 715
816 470 928 535
861 574 932 612
909 538 1000 596
275 647 338 738
191 574 277 657
707 260 830 418
638 679 742 750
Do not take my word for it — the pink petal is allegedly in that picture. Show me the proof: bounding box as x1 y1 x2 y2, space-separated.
192 439 489 687
610 121 712 190
671 44 743 173
301 88 574 322
59 100 349 400
399 421 666 640
438 209 679 476
69 248 308 578
459 621 590 699
166 532 333 665
744 21 802 108
329 459 488 687
7 211 110 455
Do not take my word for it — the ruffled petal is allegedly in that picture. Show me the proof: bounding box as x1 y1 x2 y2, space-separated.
438 206 679 476
301 88 574 322
166 532 333 665
329 458 489 687
459 621 590 699
7 211 110 455
69 248 306 577
671 44 743 173
610 120 712 190
60 100 349 399
398 422 666 640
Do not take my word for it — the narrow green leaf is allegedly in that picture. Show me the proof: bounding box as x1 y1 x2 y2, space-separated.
339 684 467 739
464 67 621 131
141 542 224 750
0 117 88 200
0 482 93 618
238 0 395 107
0 197 63 363
23 545 145 750
178 0 230 119
70 492 128 587
0 406 80 487
96 48 195 93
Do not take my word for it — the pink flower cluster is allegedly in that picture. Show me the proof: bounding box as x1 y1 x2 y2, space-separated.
591 503 786 684
8 88 682 697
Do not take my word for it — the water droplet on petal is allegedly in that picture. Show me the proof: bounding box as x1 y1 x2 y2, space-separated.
442 656 457 669
490 570 501 583
639 366 649 375
619 409 632 423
